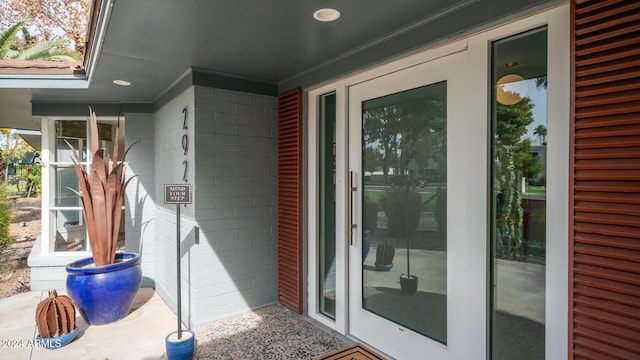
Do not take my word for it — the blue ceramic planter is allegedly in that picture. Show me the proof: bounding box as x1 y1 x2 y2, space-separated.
66 252 142 325
35 327 78 350
166 330 195 360
363 230 371 262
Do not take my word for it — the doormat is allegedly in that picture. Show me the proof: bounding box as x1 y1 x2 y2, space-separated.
315 343 386 360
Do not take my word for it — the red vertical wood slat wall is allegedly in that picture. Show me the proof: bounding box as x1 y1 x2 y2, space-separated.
570 1 640 359
277 88 303 314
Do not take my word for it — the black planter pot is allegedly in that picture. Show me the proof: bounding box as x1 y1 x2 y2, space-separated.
400 274 418 295
375 243 395 271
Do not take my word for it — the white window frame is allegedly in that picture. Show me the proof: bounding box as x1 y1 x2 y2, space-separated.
480 6 569 359
40 116 122 256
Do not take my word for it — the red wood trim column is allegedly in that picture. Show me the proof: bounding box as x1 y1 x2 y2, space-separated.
277 88 304 314
570 1 640 358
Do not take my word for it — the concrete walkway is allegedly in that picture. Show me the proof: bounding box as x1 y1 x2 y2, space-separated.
364 248 545 323
0 288 176 359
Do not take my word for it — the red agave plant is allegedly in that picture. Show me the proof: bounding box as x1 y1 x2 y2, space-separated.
67 109 135 266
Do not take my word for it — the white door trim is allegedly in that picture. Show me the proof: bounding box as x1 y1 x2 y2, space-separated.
307 83 348 334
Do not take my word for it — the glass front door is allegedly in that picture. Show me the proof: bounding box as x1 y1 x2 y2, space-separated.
360 81 448 344
347 48 483 359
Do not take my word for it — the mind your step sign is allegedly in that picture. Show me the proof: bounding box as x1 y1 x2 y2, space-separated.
164 184 192 204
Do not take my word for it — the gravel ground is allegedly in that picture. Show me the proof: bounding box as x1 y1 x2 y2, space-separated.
192 304 349 360
0 213 40 299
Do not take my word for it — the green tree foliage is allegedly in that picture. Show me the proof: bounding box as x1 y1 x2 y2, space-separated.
496 97 534 144
382 186 422 239
0 128 36 184
362 105 402 183
495 145 523 258
362 87 447 185
27 163 41 197
0 184 12 250
363 85 447 244
494 96 544 258
496 97 544 182
0 14 81 61
0 0 92 53
534 124 547 145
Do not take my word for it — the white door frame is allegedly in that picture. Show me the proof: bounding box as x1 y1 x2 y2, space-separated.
347 44 489 360
307 4 568 359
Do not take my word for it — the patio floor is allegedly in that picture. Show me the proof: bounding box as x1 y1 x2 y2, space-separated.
0 288 349 359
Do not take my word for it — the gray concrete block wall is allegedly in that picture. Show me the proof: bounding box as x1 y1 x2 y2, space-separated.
150 85 278 327
124 113 156 288
190 86 278 325
153 88 196 319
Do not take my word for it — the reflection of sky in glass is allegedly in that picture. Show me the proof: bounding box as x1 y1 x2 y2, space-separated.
526 79 547 145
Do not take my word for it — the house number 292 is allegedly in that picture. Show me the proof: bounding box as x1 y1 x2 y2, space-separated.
182 107 189 182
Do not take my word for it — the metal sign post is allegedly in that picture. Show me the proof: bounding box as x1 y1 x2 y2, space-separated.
163 184 192 340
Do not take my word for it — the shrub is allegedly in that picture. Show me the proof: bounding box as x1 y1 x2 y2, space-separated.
382 186 422 239
27 164 42 197
363 193 379 235
0 184 12 250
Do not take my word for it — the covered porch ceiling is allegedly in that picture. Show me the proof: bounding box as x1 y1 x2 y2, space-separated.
0 0 560 131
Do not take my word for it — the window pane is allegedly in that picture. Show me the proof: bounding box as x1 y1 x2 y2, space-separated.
319 92 337 319
53 165 82 207
491 27 547 359
52 209 86 252
55 120 86 162
54 120 115 162
362 82 447 344
48 118 123 254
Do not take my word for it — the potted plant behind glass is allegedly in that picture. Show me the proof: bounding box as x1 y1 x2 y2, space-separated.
384 184 422 293
64 109 141 325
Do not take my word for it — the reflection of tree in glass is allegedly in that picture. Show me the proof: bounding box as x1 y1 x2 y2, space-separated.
363 88 448 285
363 88 447 250
362 92 446 186
495 96 543 258
534 125 547 145
362 106 401 184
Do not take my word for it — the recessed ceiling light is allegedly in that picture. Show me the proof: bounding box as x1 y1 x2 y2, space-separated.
113 79 131 86
313 8 340 22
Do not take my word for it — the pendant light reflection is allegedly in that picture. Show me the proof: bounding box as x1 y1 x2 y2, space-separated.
496 74 527 105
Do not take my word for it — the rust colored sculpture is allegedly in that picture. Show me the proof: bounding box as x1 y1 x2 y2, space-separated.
35 290 76 338
66 108 134 266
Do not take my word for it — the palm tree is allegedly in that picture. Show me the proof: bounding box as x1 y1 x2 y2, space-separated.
0 14 81 61
533 125 547 145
